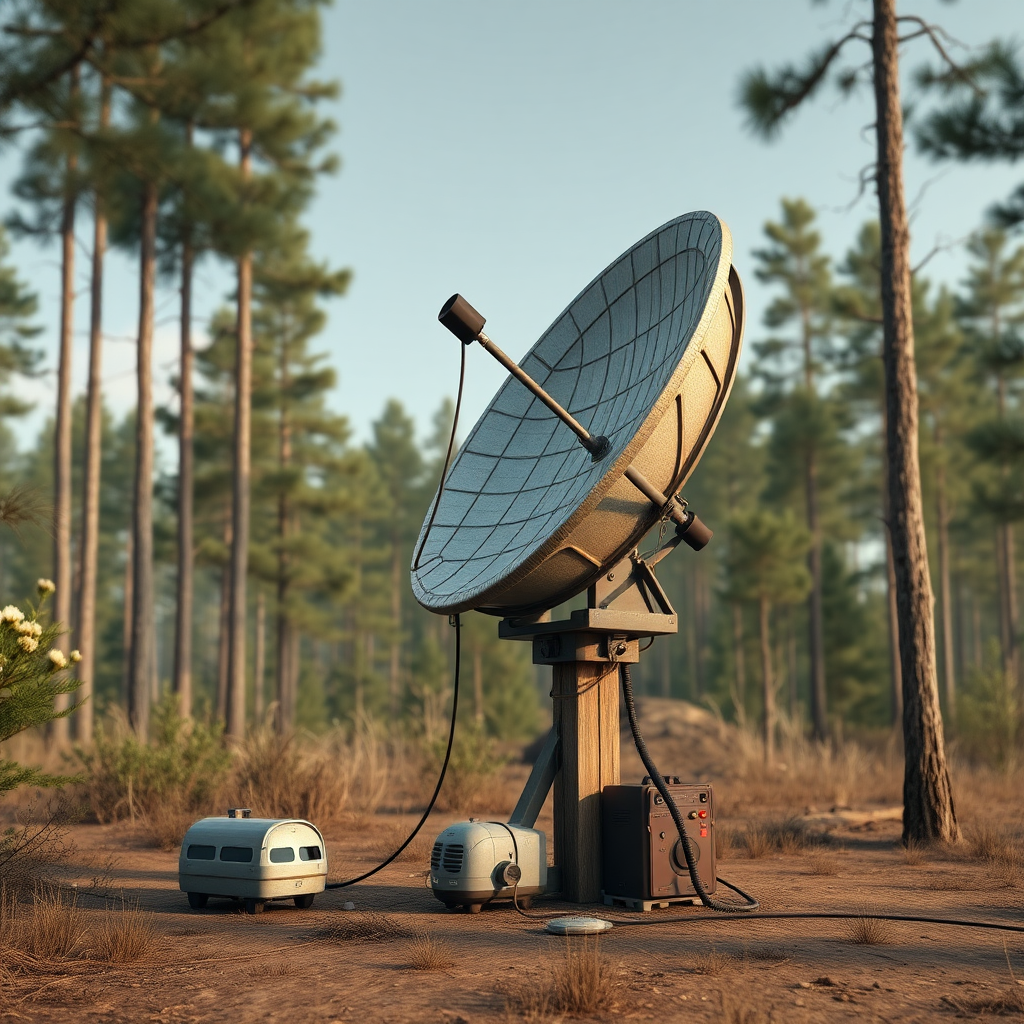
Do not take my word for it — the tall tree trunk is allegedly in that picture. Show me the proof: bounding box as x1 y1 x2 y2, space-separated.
389 526 401 716
275 335 293 735
127 178 158 737
882 413 903 728
226 128 254 740
50 68 79 747
759 595 774 766
173 130 195 717
934 431 956 728
1005 525 1020 696
806 446 827 741
253 587 265 726
787 608 799 720
216 516 231 720
660 637 671 698
75 78 109 746
473 643 484 729
121 528 133 707
872 0 958 843
731 603 746 720
694 561 707 698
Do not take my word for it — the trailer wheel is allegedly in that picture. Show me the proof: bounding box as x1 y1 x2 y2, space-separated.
293 894 315 909
244 898 265 915
186 892 208 910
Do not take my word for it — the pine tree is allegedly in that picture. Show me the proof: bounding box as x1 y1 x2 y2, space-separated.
917 43 1024 228
751 198 839 741
724 509 811 764
246 224 350 732
957 230 1024 699
0 226 41 419
740 1 963 840
367 401 425 719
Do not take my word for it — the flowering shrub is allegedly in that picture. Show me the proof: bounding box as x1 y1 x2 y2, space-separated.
0 582 82 793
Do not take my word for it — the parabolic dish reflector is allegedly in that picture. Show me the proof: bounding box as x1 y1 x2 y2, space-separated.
412 211 744 616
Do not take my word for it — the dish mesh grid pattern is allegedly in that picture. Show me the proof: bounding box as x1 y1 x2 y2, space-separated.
413 212 724 610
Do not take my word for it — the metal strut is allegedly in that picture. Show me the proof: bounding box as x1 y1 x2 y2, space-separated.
437 293 712 551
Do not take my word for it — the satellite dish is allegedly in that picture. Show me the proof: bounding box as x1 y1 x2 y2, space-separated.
412 211 744 617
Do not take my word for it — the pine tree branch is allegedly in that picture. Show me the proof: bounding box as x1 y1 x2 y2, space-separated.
895 16 982 95
739 26 872 139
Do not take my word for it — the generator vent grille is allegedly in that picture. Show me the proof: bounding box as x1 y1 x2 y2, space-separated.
430 841 443 870
441 844 464 873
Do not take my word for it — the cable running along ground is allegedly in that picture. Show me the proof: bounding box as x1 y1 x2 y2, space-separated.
324 616 461 889
328 347 468 890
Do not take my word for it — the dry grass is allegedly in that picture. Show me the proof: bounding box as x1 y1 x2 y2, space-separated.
232 725 393 824
370 824 433 865
94 901 158 963
806 851 841 876
721 991 776 1024
503 939 616 1019
23 886 87 960
502 977 559 1022
930 870 974 891
310 910 412 943
902 839 928 865
741 817 816 858
408 933 457 970
941 989 1024 1015
718 719 901 816
691 946 733 976
145 797 196 851
846 915 896 945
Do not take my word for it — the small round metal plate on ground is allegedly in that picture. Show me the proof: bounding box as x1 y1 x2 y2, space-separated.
545 915 614 935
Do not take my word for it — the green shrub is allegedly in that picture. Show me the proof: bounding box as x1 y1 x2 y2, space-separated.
0 584 82 793
76 695 232 823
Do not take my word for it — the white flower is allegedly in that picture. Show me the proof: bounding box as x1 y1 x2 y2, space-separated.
36 579 55 595
48 649 68 670
69 650 81 663
1 605 24 623
17 636 38 653
14 620 34 635
30 622 41 637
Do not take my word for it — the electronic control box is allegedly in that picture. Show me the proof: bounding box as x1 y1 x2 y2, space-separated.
601 780 716 908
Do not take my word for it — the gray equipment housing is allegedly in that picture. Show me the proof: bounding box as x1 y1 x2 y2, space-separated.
430 820 546 913
179 815 327 914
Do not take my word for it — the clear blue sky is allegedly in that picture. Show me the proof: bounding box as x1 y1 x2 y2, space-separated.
2 0 1021 453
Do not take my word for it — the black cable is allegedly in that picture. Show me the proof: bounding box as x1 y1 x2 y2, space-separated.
412 342 466 571
325 614 461 889
619 662 758 912
596 910 1024 935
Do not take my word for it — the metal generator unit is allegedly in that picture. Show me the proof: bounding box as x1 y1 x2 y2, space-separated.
430 820 546 913
179 810 327 914
602 780 716 910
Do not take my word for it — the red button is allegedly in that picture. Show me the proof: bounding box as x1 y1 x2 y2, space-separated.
698 810 707 819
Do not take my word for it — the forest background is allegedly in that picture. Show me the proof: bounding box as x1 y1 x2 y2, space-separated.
0 0 1022 782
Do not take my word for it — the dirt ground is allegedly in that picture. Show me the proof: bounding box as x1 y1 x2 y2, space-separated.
4 701 1024 1023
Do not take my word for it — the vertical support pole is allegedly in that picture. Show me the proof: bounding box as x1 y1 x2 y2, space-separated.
551 660 620 902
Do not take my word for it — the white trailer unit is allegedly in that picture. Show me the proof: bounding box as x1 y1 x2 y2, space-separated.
179 816 327 914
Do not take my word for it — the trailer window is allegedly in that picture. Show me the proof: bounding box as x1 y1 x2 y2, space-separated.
299 845 322 861
269 847 295 863
219 846 254 862
186 844 215 860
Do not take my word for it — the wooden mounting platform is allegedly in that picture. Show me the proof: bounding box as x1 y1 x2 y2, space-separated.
602 892 704 912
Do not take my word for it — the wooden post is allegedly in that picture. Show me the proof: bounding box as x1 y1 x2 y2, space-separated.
551 658 620 903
